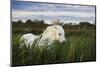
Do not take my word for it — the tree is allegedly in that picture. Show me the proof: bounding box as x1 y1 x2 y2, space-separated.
33 19 39 23
26 19 32 23
40 19 44 24
17 20 23 23
79 22 91 26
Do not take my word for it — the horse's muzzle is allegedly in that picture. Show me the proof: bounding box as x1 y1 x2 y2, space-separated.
61 40 66 44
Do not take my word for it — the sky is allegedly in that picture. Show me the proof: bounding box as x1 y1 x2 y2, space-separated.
12 0 96 24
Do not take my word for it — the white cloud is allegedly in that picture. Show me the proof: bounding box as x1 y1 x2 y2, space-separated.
12 11 33 17
12 10 95 18
12 10 95 24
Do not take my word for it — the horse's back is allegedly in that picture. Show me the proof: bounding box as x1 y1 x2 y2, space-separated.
20 33 36 46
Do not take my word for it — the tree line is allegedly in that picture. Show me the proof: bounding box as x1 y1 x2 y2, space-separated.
13 19 95 28
12 19 96 34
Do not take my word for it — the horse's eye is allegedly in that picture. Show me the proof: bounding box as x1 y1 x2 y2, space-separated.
58 33 61 35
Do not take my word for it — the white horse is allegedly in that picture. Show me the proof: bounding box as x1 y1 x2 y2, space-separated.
20 21 66 47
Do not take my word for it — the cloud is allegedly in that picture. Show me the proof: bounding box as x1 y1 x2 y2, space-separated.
12 0 95 13
12 0 96 23
12 10 95 17
12 10 95 22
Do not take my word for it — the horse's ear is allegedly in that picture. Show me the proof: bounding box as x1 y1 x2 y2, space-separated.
52 19 61 25
51 19 64 26
59 21 64 27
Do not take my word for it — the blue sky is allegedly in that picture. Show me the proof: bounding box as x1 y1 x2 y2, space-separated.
12 0 96 24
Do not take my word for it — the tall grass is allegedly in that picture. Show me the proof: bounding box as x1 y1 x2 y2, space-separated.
12 28 96 66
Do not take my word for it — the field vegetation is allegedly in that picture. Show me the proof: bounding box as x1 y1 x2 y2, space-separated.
12 20 96 66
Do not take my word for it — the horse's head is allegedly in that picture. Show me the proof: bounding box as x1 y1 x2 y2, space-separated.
42 23 66 43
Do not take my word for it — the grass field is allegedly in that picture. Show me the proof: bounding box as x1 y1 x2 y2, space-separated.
12 27 96 66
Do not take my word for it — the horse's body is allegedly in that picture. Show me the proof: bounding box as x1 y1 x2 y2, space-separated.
20 25 66 47
20 33 37 46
